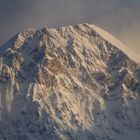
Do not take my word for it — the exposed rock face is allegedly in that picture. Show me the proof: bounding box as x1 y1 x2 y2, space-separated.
0 23 140 140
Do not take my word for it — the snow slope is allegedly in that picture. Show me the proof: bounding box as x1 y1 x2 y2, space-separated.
0 23 140 140
90 24 140 64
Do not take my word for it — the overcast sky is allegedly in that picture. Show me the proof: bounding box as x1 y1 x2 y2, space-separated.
0 0 140 52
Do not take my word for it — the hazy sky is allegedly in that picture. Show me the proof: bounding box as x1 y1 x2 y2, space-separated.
0 0 140 52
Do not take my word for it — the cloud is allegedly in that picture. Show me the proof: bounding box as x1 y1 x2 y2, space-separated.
0 0 140 52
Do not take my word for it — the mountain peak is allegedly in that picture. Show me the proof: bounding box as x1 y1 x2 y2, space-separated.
0 23 140 140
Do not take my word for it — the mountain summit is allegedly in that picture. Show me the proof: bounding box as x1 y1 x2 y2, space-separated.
0 23 140 140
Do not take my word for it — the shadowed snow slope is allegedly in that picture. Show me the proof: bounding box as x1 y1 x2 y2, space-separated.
0 23 140 140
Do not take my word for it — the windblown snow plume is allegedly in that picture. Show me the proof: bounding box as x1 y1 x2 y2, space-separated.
0 23 140 140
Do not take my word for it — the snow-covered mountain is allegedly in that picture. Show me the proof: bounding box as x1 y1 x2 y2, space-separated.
0 23 140 140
